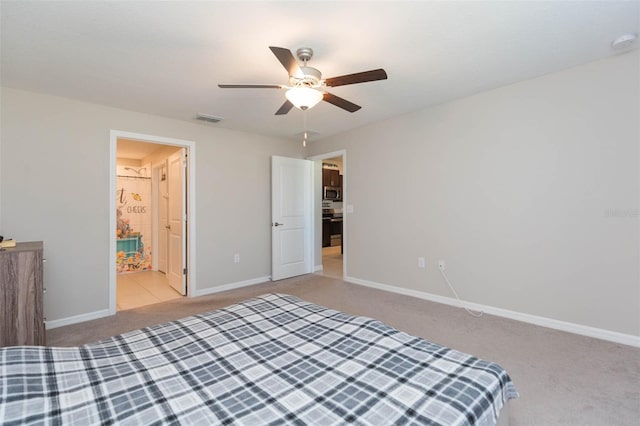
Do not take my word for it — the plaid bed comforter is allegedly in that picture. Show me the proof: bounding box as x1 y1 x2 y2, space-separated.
0 294 518 425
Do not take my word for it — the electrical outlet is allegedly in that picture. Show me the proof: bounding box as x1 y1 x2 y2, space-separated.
233 253 240 263
418 257 425 268
438 260 445 271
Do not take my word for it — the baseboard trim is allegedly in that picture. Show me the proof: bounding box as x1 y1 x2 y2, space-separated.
48 274 638 348
344 275 640 348
47 276 272 329
191 276 271 297
314 265 323 272
46 309 111 330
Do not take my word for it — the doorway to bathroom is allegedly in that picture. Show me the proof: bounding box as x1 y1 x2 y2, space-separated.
109 131 196 313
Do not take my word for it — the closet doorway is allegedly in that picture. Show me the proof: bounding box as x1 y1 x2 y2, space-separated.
110 132 194 312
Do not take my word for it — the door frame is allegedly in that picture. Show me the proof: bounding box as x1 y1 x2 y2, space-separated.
307 149 347 279
109 130 197 315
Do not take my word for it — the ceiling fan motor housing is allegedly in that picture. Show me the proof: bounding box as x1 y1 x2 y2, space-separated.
290 66 322 87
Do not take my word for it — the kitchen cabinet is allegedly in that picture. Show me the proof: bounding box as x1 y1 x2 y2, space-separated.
323 168 341 187
0 241 45 347
322 221 332 247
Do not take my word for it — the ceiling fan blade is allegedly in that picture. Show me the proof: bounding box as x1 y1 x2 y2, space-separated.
323 92 361 113
218 84 283 89
324 69 388 87
269 46 303 77
275 100 294 115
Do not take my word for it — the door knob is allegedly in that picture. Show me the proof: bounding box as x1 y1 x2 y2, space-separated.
273 222 284 227
165 225 171 230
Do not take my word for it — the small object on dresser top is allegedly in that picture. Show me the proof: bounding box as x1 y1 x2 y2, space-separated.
0 239 17 248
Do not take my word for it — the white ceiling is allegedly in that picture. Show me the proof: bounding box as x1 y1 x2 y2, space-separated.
1 1 638 143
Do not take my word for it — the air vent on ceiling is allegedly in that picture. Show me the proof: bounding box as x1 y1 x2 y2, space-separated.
196 113 224 123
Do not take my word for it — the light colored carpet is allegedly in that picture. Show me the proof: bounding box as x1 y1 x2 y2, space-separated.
47 273 640 425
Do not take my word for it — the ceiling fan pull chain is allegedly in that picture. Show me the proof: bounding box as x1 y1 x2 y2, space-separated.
303 110 308 147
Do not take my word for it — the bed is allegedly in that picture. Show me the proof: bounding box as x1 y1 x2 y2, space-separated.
0 293 518 425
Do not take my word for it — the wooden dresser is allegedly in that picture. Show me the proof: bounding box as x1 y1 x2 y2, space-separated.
0 241 45 346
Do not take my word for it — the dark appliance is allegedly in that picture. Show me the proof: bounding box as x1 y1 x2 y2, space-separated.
322 208 343 251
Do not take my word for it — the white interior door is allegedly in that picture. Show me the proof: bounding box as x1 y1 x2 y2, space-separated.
168 149 186 295
158 162 169 273
272 156 312 281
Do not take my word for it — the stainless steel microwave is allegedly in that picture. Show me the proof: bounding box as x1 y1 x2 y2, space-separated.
324 186 341 201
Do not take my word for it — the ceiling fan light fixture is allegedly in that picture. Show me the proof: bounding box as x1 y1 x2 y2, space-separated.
285 87 323 110
219 46 387 115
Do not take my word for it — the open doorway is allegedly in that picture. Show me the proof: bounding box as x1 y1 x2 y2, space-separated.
309 150 346 280
115 139 182 309
109 131 196 314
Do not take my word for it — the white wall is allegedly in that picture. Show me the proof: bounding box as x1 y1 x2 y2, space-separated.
0 88 303 322
307 51 640 338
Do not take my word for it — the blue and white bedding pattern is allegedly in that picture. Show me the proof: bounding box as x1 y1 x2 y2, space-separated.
0 294 518 425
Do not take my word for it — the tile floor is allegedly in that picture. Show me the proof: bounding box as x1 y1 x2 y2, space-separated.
318 246 343 279
117 271 183 310
119 252 340 311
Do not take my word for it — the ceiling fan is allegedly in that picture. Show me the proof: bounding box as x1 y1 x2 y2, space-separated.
218 46 388 115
